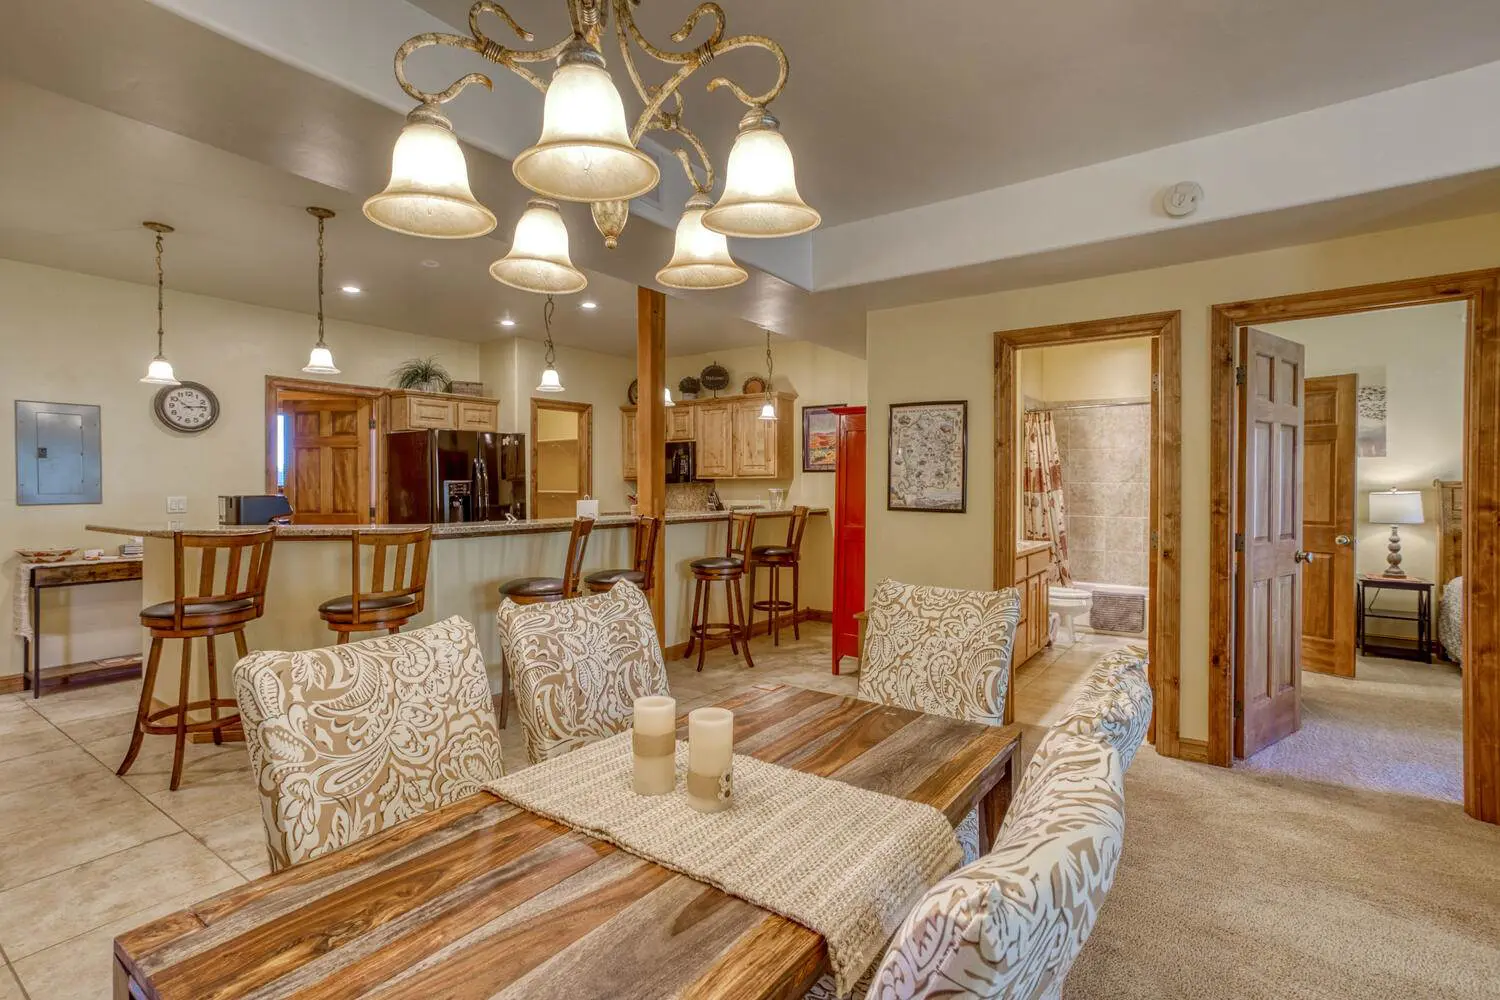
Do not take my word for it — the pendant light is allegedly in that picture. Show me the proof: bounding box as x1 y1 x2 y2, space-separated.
139 222 180 386
302 207 341 374
657 191 749 290
664 386 676 407
512 39 660 204
490 199 588 295
535 295 565 392
703 110 821 239
363 105 497 239
758 329 778 421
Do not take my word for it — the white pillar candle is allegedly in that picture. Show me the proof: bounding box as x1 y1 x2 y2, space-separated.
632 696 677 796
686 707 735 812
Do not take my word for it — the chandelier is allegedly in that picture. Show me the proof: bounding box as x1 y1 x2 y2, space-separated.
363 0 818 294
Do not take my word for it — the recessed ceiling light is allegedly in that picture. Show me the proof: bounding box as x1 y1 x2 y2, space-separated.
340 284 362 295
420 259 441 268
499 317 516 327
580 300 598 310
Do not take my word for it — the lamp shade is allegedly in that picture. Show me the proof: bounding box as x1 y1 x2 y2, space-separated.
657 193 749 290
512 47 660 204
1368 489 1424 525
702 112 820 239
535 366 564 392
302 345 340 375
140 356 179 386
363 109 497 239
489 199 588 294
758 398 777 421
664 386 675 407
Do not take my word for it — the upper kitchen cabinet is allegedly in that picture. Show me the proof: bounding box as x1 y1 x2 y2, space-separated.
731 396 793 478
694 401 735 478
666 405 695 442
621 394 795 480
621 408 638 479
386 390 499 433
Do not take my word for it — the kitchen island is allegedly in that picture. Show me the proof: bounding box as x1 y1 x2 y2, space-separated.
89 509 828 703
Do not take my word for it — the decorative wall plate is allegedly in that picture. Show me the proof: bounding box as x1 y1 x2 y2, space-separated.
627 379 639 405
700 363 730 393
741 375 768 395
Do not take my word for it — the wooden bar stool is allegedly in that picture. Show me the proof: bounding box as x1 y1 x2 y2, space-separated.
497 517 594 725
684 512 756 672
118 530 274 791
584 515 661 595
749 505 810 646
317 528 432 643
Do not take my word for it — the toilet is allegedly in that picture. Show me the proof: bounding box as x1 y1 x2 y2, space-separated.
1048 586 1093 645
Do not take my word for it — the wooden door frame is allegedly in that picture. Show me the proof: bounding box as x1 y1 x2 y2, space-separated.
1210 269 1500 824
529 398 594 519
994 311 1184 759
264 376 386 517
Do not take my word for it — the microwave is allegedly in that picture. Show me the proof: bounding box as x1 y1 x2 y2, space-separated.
666 441 696 484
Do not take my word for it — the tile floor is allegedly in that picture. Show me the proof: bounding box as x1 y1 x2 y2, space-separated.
0 623 1118 1000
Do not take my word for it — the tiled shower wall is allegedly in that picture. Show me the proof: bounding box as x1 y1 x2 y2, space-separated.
1051 402 1150 586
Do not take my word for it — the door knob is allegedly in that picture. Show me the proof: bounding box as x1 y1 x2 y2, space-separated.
1294 550 1316 563
1335 534 1352 546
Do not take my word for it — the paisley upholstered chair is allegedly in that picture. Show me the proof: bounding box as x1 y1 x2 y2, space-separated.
233 616 505 872
858 578 1022 862
864 730 1127 1000
496 581 671 765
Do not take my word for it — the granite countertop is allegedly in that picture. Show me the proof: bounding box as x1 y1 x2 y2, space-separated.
87 507 826 541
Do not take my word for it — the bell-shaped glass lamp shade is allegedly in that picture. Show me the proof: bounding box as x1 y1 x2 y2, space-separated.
513 47 660 204
702 113 821 239
536 365 565 393
363 108 497 239
758 397 777 421
302 344 340 375
140 355 179 386
664 386 675 407
657 193 749 290
490 199 589 294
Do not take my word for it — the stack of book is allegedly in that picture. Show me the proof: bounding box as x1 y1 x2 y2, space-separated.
118 539 144 558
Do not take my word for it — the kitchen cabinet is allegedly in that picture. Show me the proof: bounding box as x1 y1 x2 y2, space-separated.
731 398 780 477
386 391 499 433
455 399 498 432
666 405 695 442
619 394 794 480
621 409 638 479
695 402 735 478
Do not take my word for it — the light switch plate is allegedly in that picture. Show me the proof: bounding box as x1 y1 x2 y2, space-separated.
166 496 188 513
167 518 185 531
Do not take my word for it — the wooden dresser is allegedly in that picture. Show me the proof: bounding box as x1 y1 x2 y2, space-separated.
1012 540 1053 668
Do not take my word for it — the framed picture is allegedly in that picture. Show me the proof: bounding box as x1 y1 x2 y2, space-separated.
802 404 844 472
888 400 968 513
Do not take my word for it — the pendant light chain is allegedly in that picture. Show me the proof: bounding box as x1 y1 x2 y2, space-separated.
154 230 166 356
315 213 328 349
543 294 557 368
764 328 774 391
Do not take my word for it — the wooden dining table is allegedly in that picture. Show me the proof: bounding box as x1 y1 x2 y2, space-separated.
113 683 1021 1000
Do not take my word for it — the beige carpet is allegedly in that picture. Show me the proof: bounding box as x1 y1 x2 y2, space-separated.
1068 656 1500 999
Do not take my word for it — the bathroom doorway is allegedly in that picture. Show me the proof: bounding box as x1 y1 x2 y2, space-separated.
530 399 593 520
994 313 1185 758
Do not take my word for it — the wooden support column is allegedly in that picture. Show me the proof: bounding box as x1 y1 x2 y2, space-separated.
637 287 668 642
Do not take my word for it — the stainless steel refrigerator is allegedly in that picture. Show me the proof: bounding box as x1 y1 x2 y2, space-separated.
385 430 527 523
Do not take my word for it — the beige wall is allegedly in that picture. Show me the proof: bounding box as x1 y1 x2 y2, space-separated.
1034 339 1154 402
867 210 1500 743
0 258 481 680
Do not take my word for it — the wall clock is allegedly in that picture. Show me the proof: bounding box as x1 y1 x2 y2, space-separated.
153 381 220 433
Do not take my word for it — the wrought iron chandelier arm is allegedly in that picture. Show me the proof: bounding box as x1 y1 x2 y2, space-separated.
669 122 715 193
394 2 579 105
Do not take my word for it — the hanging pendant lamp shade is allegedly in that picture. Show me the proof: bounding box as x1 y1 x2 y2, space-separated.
703 110 820 239
536 366 564 392
657 192 749 290
139 222 181 386
513 41 660 204
302 207 341 375
758 328 778 421
490 199 588 294
363 105 497 239
664 386 675 407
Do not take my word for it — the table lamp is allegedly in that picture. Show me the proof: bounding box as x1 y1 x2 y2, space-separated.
1368 488 1424 578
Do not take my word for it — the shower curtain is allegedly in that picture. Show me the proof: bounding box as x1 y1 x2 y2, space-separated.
1022 410 1072 585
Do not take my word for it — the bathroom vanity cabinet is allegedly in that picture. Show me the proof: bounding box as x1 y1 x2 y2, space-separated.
1008 539 1054 722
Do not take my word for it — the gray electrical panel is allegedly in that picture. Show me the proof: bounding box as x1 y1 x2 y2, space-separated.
16 401 102 505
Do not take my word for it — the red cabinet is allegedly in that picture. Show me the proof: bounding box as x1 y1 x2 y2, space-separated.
831 406 866 672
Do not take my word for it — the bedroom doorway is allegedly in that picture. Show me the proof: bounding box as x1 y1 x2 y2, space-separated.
1210 270 1499 823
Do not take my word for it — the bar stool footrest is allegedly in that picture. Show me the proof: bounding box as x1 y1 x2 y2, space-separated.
143 699 242 736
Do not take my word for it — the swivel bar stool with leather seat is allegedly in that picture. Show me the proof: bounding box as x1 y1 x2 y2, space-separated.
496 516 594 724
748 505 810 646
118 529 275 791
584 515 661 596
317 527 432 643
684 511 756 672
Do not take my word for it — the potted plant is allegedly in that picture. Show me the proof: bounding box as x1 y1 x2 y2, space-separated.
391 357 453 393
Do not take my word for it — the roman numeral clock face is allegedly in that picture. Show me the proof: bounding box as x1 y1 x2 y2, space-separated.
153 381 220 433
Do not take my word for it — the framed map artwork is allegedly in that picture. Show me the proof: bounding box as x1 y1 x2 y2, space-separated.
887 400 968 513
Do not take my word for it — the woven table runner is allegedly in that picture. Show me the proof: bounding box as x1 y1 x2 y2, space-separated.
486 732 961 996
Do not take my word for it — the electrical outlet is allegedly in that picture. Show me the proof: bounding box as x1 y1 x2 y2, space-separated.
166 496 188 514
167 518 185 531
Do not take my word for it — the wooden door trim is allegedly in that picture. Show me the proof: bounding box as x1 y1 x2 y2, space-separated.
528 398 594 521
1210 268 1500 824
263 376 385 497
994 311 1183 759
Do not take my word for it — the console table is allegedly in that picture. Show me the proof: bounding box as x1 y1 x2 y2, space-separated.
1357 575 1434 663
14 557 142 697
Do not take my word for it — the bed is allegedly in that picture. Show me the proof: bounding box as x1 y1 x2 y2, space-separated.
1435 478 1463 664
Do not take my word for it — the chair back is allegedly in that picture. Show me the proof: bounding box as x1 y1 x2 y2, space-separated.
563 517 595 597
168 530 275 629
857 578 1021 726
867 731 1126 1000
632 515 662 584
727 511 757 560
784 504 810 555
350 527 431 619
496 582 669 764
233 616 504 871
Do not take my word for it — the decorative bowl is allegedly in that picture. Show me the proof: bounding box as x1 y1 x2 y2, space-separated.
16 548 75 563
742 375 768 395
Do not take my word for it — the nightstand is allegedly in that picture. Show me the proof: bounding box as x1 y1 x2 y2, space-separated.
1356 575 1434 663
